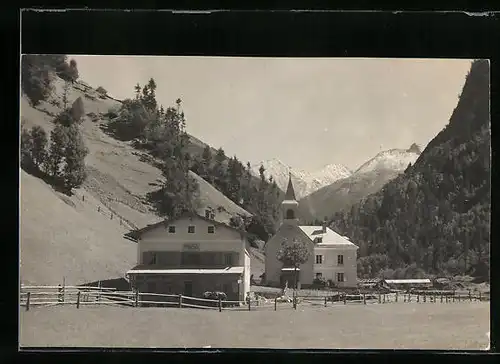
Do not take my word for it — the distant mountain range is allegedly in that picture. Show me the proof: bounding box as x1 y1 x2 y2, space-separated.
251 159 352 200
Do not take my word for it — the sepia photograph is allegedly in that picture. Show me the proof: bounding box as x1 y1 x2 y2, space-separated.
19 55 490 350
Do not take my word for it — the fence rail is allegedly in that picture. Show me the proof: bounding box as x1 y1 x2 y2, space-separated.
20 284 488 313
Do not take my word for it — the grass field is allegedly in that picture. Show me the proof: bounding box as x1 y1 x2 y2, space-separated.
19 302 489 350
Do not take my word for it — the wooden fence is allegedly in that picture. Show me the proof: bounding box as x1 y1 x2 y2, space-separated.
20 285 488 313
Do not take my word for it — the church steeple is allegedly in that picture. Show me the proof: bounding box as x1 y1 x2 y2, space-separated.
284 172 296 201
281 172 299 225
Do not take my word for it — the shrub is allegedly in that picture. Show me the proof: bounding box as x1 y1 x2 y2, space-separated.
312 276 328 288
96 86 108 96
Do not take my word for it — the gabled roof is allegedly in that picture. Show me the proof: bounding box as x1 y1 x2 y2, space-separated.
298 225 358 248
124 211 248 242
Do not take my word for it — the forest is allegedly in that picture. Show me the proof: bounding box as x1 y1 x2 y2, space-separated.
330 60 490 281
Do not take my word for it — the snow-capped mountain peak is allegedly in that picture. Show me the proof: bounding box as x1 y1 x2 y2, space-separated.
354 145 421 175
251 159 351 199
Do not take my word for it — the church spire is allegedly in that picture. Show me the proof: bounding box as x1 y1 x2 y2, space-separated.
284 172 296 201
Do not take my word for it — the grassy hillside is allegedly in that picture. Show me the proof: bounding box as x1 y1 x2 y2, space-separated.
20 169 136 285
298 169 401 223
20 74 260 285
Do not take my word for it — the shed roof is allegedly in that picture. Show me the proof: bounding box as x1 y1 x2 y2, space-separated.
384 279 431 284
126 266 244 275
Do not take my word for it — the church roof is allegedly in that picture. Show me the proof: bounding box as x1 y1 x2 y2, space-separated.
284 173 296 201
298 225 358 248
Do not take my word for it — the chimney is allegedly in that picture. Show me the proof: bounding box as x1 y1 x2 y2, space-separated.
322 221 327 233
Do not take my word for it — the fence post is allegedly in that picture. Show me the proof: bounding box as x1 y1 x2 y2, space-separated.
248 297 251 311
441 294 443 303
218 296 222 312
58 285 63 303
417 294 420 303
363 293 366 305
77 291 81 309
395 292 398 303
26 292 30 311
343 294 347 305
324 296 327 307
98 281 102 303
62 277 65 303
404 294 407 303
433 293 436 303
452 290 455 302
479 291 482 302
423 294 426 303
274 297 277 311
468 290 471 301
135 290 139 307
178 294 183 308
408 293 411 302
378 293 381 304
383 294 386 304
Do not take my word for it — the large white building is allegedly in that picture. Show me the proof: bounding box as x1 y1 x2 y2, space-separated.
264 174 358 288
125 211 251 301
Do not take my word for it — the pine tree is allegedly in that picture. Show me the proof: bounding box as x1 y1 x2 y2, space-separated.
47 124 69 178
63 124 88 190
30 126 48 169
20 128 34 169
21 55 54 106
70 97 85 122
68 59 79 83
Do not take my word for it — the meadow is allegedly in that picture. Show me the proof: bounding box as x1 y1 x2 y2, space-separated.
19 301 489 350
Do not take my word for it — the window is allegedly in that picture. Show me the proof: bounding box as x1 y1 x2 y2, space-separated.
314 237 323 243
315 273 323 279
205 210 211 219
188 225 195 234
337 254 344 265
224 253 233 266
168 226 176 233
208 226 215 234
286 209 295 219
337 273 344 282
315 255 323 264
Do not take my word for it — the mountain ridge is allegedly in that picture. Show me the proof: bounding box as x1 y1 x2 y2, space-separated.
251 158 351 199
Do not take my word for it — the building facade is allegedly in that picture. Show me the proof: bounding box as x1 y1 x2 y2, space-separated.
125 212 251 302
264 174 359 288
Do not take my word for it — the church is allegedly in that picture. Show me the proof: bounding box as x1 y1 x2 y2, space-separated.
264 174 359 288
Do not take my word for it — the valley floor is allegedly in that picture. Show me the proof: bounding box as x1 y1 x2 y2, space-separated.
20 302 489 350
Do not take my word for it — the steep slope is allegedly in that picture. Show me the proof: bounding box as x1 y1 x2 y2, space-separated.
20 75 255 285
252 158 351 199
299 146 420 222
20 169 136 285
298 169 401 222
331 60 490 279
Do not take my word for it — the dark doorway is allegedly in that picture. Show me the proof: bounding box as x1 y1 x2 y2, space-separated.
184 281 193 296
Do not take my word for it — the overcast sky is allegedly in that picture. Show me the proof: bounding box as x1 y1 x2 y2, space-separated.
69 56 472 171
